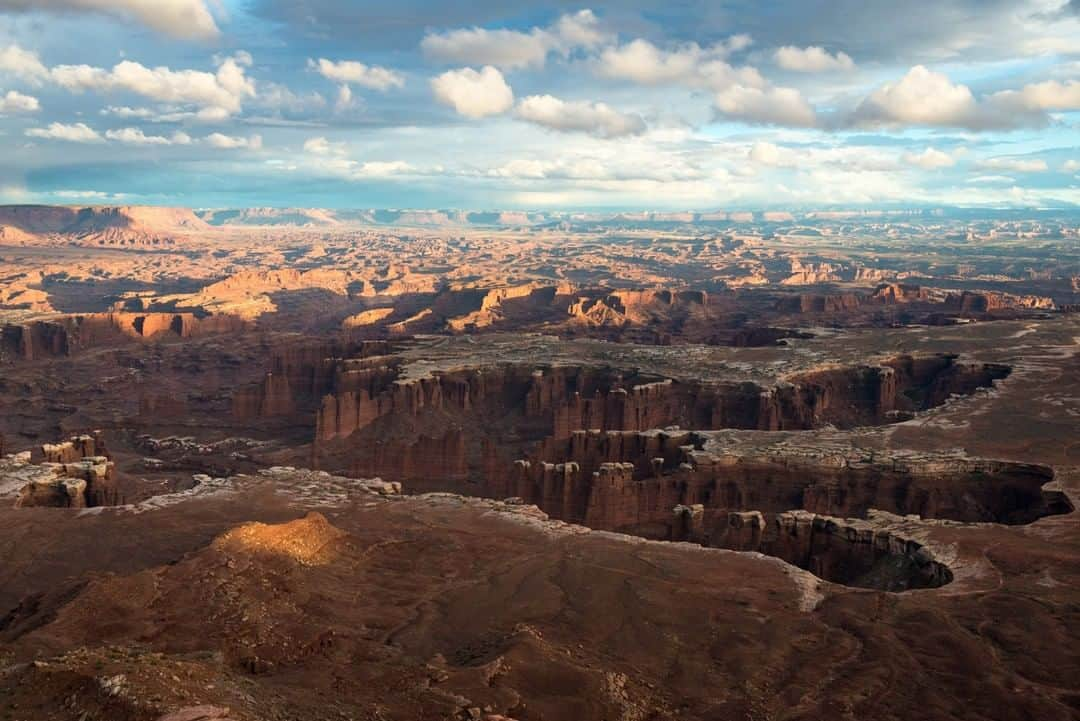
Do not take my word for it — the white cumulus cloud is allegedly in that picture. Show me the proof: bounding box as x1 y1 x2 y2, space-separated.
422 9 607 70
206 132 262 150
430 66 513 118
849 67 1080 130
596 38 762 90
0 0 219 40
514 94 645 138
26 122 258 148
303 136 347 156
309 58 404 91
105 127 192 145
774 46 854 72
748 141 797 167
714 85 816 127
983 79 1080 117
353 160 412 177
852 65 977 128
335 84 353 111
0 44 48 81
976 156 1049 173
1 46 255 116
26 121 103 142
903 147 956 169
100 105 154 118
0 89 39 113
423 28 551 70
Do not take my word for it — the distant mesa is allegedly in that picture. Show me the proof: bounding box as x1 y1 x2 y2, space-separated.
1 203 1059 235
0 205 211 246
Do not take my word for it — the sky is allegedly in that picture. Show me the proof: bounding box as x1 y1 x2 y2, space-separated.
0 0 1078 210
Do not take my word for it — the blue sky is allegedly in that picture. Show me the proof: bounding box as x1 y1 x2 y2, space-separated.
0 0 1078 210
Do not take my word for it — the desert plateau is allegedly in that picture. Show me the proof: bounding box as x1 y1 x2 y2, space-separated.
2 1 1080 719
1 203 1078 720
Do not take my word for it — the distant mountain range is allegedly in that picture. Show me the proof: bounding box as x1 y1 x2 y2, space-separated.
0 205 1076 246
194 206 946 228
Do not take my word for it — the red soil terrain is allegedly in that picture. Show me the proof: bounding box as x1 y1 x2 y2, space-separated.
0 207 1078 720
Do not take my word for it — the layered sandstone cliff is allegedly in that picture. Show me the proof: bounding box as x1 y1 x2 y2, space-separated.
510 433 1067 533
6 432 118 508
679 508 953 591
257 350 1013 494
776 283 1055 315
1 313 247 360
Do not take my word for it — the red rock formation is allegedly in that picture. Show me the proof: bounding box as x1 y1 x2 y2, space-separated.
139 392 190 420
15 432 119 507
232 339 394 421
198 268 370 300
781 260 843 285
316 364 666 444
40 431 110 464
688 509 953 590
775 283 1054 317
0 205 210 246
946 290 1056 313
533 370 679 440
1 321 69 360
347 428 468 485
1 313 248 360
873 283 931 303
303 354 1010 492
514 432 1065 532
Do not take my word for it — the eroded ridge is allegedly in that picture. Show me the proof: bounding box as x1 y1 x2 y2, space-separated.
207 344 1033 591
4 432 119 508
1 340 1039 593
229 346 1011 488
502 437 1071 589
675 508 953 592
512 434 1068 527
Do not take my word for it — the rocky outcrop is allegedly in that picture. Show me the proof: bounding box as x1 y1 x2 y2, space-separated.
677 354 1010 431
780 260 843 285
343 307 395 328
0 205 210 246
345 428 469 486
1 313 247 360
524 367 680 439
13 457 114 508
9 455 115 508
315 364 674 444
775 283 932 313
775 283 1055 316
198 269 368 299
444 283 560 331
513 433 1068 532
318 281 811 346
14 470 90 508
14 432 119 507
1 321 69 360
302 353 1011 493
683 509 953 591
41 432 110 464
946 290 1056 313
566 289 708 328
317 372 474 440
231 339 394 421
311 365 675 485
